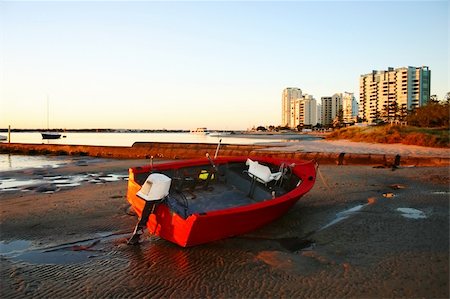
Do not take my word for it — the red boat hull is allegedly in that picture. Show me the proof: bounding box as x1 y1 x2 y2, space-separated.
126 156 316 247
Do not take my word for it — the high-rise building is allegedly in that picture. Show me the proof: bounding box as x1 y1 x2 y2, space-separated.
282 87 302 128
321 93 342 127
359 66 431 123
316 103 322 126
297 95 317 127
342 92 357 124
282 88 317 128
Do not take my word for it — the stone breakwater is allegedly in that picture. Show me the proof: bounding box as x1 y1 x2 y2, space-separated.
0 142 449 166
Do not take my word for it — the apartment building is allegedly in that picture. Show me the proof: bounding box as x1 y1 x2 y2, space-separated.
359 66 431 123
297 95 317 127
282 88 318 128
316 103 322 125
342 92 357 124
321 93 342 127
281 87 303 128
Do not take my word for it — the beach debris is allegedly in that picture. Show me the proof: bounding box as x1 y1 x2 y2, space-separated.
389 184 406 190
396 208 427 219
382 192 395 198
337 153 345 165
367 197 377 205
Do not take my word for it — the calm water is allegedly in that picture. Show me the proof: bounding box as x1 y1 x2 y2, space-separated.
0 132 312 172
2 132 294 147
0 154 73 172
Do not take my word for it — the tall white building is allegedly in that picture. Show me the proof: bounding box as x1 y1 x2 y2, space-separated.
316 103 322 125
282 88 317 128
342 92 357 124
359 66 431 123
282 87 303 128
298 95 317 126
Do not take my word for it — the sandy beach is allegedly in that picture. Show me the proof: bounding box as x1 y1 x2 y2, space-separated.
264 138 450 158
0 150 449 298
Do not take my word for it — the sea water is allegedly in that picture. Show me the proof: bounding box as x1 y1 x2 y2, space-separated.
0 132 298 147
0 132 315 171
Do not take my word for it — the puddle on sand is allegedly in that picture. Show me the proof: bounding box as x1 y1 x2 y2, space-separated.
0 179 44 191
0 231 128 265
397 208 427 219
0 240 31 255
0 154 71 172
320 204 367 230
0 173 128 193
15 248 97 264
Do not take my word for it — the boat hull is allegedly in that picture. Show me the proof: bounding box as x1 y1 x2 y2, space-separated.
41 132 61 139
126 156 316 247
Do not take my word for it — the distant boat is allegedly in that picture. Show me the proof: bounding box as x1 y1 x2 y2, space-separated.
209 131 232 137
41 132 61 139
41 96 61 140
190 127 209 135
0 135 7 141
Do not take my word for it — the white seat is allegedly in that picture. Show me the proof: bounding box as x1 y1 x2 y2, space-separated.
137 173 172 201
246 159 282 184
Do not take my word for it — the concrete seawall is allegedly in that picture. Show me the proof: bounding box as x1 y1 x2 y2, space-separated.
0 142 449 166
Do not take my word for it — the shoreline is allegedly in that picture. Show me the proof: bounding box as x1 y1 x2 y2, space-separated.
1 140 449 167
0 158 448 298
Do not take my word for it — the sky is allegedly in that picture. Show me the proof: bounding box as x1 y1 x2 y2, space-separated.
0 0 448 130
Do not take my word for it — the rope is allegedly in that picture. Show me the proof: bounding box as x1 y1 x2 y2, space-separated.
316 163 331 192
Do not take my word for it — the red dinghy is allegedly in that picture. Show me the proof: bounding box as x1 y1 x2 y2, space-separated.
126 156 316 247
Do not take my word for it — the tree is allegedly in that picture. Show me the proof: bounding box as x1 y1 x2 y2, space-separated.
430 94 439 104
333 109 344 128
407 100 449 128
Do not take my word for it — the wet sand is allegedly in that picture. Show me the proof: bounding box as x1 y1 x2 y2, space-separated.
0 157 449 298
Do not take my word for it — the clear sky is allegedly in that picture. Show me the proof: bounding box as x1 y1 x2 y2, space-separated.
0 0 448 130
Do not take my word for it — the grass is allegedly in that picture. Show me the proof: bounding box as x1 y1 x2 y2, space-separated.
326 125 450 148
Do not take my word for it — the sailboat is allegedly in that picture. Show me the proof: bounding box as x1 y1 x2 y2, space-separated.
41 96 61 140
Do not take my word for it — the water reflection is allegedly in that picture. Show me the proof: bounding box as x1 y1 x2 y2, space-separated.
0 172 128 193
0 154 70 172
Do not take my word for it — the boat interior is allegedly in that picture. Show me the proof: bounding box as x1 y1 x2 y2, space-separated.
133 161 301 218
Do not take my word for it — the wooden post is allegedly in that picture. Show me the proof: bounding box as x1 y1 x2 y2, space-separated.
8 125 11 143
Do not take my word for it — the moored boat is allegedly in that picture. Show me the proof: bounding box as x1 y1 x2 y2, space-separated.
41 132 61 139
190 127 209 135
126 156 316 247
41 96 61 140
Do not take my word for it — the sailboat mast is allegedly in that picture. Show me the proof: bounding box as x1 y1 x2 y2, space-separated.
47 95 49 130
